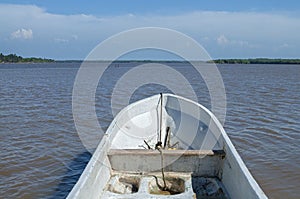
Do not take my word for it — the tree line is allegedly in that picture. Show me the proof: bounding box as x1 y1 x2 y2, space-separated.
0 53 54 63
210 58 300 64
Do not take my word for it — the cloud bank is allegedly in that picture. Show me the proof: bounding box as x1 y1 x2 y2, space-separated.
0 4 299 59
11 28 33 39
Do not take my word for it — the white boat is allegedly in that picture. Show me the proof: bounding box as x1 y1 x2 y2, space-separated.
68 93 267 199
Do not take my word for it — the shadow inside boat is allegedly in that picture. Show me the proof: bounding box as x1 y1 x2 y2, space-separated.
48 151 92 199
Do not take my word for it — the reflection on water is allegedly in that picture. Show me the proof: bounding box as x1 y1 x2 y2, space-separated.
0 63 299 198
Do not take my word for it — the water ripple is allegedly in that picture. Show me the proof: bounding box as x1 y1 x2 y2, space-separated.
0 63 299 198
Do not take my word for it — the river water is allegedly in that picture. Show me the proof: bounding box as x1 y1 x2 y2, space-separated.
0 62 299 198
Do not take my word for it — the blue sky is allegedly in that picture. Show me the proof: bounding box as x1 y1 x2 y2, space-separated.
1 0 300 60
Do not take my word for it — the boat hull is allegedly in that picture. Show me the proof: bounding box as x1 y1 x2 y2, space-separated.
67 94 267 199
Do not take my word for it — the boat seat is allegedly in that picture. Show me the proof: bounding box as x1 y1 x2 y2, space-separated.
107 149 225 176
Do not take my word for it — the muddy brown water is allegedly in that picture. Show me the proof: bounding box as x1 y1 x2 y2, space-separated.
0 63 299 198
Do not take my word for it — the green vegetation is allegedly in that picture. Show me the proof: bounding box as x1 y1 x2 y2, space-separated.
210 58 300 64
1 53 300 64
0 53 54 63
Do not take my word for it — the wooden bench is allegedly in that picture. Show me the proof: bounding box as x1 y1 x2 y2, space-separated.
107 149 225 176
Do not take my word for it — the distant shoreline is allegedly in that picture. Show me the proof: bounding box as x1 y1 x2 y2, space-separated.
55 59 300 64
209 58 300 65
0 53 54 63
1 53 300 64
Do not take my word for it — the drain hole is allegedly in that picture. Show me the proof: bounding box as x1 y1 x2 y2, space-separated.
149 177 185 195
192 177 228 198
108 176 140 194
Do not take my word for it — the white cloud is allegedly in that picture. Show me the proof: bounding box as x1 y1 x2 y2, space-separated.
10 28 33 39
54 35 79 44
216 34 258 48
217 35 229 45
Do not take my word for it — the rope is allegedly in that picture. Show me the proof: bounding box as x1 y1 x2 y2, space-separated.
158 147 167 189
153 146 167 191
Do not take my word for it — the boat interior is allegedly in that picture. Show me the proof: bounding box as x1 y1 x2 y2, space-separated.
100 94 231 198
101 149 230 199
